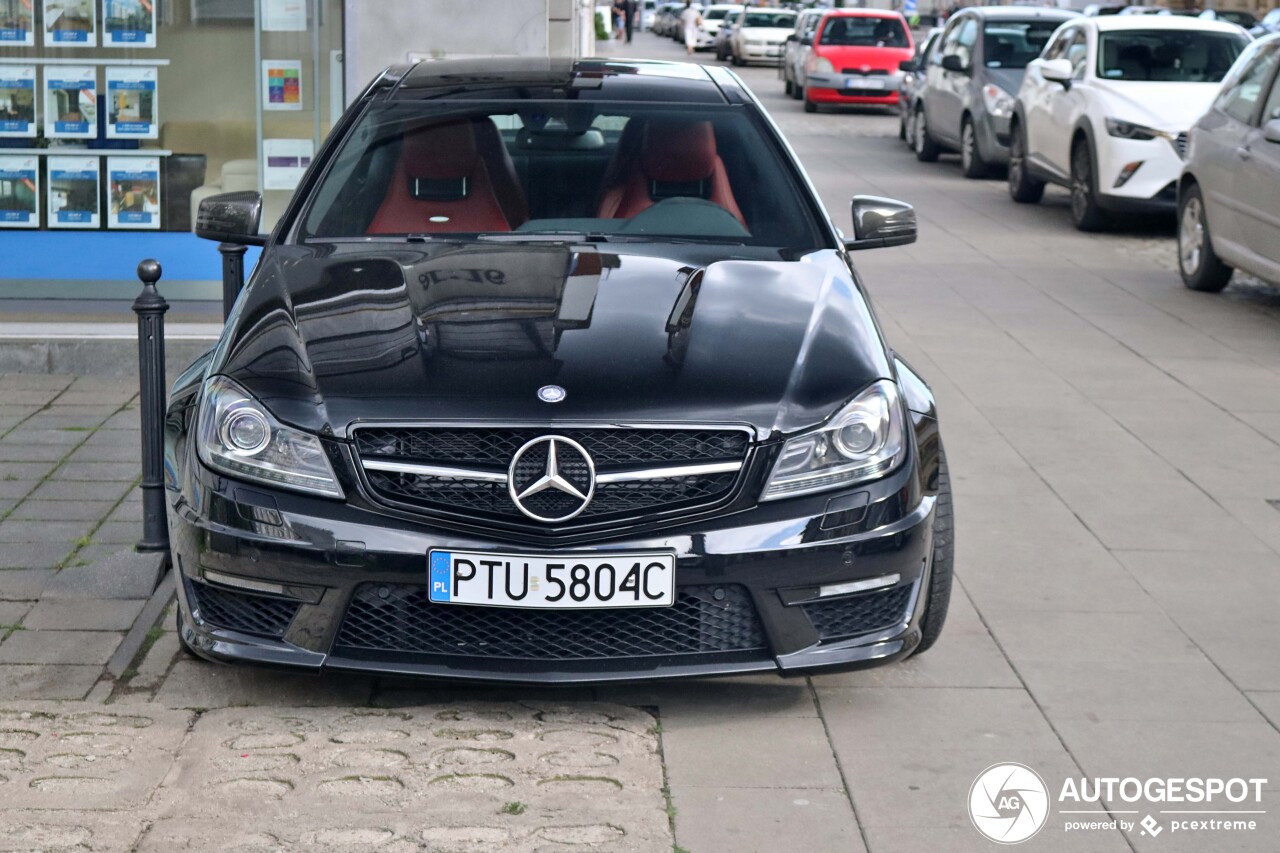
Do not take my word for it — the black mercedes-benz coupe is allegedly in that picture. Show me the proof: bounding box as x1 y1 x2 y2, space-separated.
167 57 952 683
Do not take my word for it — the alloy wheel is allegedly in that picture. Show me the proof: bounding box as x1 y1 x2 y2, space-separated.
1071 145 1092 223
962 123 975 171
1180 197 1204 275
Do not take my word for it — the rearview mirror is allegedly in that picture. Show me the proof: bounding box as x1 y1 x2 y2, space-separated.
1264 118 1280 144
196 191 266 246
899 58 920 72
940 54 969 74
846 196 917 251
1037 57 1074 85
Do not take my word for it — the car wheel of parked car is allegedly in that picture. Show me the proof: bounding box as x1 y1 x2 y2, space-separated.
1007 121 1044 204
793 81 804 101
912 445 953 656
960 117 987 179
898 109 907 141
1070 140 1108 232
914 106 940 162
905 108 918 148
804 93 817 113
1178 183 1233 293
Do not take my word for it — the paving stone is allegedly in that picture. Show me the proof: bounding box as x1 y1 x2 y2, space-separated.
0 665 102 699
22 599 146 632
8 500 118 522
64 444 140 464
0 630 122 666
155 661 376 709
1 429 85 446
0 444 71 462
91 521 143 545
0 569 57 600
0 462 57 481
0 520 95 544
0 479 37 500
597 674 818 718
0 601 31 626
0 542 71 569
671 786 865 853
50 462 141 482
661 711 842 790
128 631 180 691
41 550 165 600
26 479 135 502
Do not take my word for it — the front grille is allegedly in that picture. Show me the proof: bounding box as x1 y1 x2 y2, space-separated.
841 68 890 75
356 426 750 525
186 578 300 638
802 585 914 641
1173 132 1188 159
333 583 767 661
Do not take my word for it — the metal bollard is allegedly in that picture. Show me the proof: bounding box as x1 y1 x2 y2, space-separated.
218 242 248 320
133 259 171 553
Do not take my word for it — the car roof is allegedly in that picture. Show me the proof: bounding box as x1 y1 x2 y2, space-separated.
819 8 904 19
393 57 737 104
1090 14 1248 33
954 6 1080 21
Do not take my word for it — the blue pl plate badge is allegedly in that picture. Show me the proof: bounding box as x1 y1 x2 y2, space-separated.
430 552 452 602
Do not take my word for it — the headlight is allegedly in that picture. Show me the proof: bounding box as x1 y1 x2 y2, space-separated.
981 84 1015 119
1105 118 1160 140
761 379 906 501
196 375 344 499
811 56 835 74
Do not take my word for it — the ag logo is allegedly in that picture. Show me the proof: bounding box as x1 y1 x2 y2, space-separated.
969 763 1050 844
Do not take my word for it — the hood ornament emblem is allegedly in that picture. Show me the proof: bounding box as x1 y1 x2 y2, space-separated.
508 436 595 523
537 385 566 403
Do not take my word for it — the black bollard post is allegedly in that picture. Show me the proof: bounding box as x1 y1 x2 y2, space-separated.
218 242 247 320
133 259 171 553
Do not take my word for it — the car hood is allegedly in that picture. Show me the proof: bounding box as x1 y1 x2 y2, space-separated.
1090 80 1221 130
214 243 890 440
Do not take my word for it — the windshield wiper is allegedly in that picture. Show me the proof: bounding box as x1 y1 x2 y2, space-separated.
476 231 611 243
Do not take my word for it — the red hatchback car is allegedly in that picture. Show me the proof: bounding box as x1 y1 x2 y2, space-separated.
801 10 915 113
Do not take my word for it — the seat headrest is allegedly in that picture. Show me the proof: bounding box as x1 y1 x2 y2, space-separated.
401 120 479 180
641 120 718 183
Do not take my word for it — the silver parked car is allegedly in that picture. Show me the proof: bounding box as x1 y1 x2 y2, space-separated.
1177 34 1280 291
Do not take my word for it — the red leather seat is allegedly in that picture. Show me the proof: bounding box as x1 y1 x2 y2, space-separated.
367 119 521 235
596 119 744 225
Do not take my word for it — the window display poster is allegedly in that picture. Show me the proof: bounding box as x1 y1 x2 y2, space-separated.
0 155 39 228
263 138 313 190
44 66 96 138
108 156 160 229
0 65 37 138
263 0 306 31
48 155 100 228
103 0 155 48
105 66 157 139
262 60 302 111
0 0 36 45
43 0 96 46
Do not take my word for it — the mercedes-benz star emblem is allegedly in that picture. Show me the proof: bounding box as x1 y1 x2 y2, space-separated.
537 385 566 403
508 436 595 522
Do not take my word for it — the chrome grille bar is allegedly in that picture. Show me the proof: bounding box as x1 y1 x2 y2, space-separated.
360 458 742 484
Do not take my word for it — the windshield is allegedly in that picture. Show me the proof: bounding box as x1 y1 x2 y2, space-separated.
1097 29 1246 82
983 22 1062 69
704 9 732 21
744 12 796 28
300 102 823 251
819 16 909 48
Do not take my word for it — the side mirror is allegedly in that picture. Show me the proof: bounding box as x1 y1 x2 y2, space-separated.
196 191 266 246
800 34 812 45
846 196 917 251
899 58 920 72
940 54 969 74
1037 57 1074 86
1264 118 1280 144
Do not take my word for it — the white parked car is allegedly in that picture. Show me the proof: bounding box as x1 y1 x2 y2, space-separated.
1008 15 1250 230
693 4 744 51
725 8 797 65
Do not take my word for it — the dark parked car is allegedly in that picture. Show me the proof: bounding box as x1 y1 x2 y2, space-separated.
174 58 951 683
900 27 944 145
913 6 1078 177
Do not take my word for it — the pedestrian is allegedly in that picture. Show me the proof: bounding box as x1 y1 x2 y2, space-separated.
613 0 626 39
680 0 701 55
624 0 637 43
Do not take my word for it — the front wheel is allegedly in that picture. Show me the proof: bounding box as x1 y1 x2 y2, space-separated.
913 446 954 657
1007 121 1045 203
1178 183 1233 292
1070 140 1109 232
960 117 988 179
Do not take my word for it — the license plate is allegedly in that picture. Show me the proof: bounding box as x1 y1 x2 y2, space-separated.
766 48 780 56
847 77 886 90
429 550 676 609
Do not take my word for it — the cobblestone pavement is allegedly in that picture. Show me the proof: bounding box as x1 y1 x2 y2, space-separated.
1 32 1279 853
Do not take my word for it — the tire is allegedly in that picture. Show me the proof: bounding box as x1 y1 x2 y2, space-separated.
804 94 817 113
960 116 988 179
785 77 794 96
898 109 907 141
1007 120 1045 204
905 106 918 148
1178 182 1233 292
793 82 804 101
1070 139 1109 232
913 446 954 657
914 105 940 162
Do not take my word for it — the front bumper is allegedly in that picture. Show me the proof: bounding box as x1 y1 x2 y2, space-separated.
806 72 903 105
1095 132 1185 210
739 44 786 63
171 454 936 684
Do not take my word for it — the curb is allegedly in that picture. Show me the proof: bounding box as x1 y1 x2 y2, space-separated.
106 569 176 680
0 337 216 377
